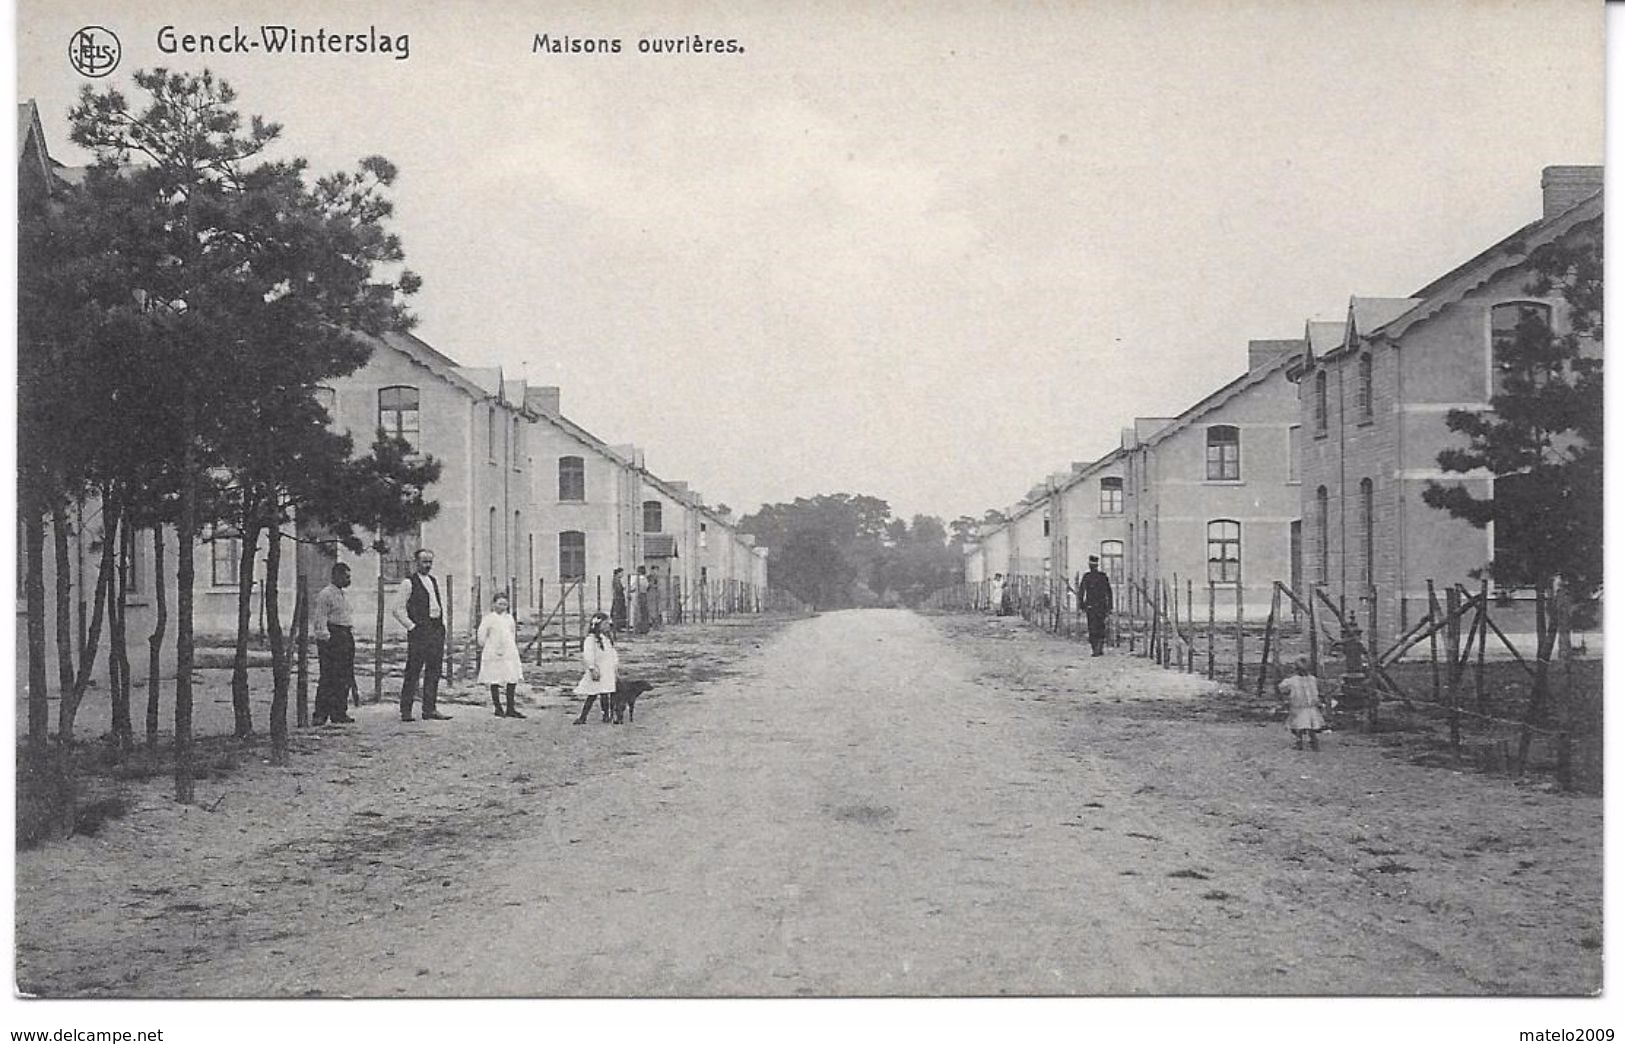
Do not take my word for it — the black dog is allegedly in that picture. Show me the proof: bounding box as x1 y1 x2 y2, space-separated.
611 679 653 724
573 679 653 725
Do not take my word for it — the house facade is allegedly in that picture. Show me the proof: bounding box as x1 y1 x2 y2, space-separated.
1288 167 1603 642
1123 341 1302 621
1052 450 1128 591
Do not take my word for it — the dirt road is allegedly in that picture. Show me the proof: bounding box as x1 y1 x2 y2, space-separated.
16 610 1600 996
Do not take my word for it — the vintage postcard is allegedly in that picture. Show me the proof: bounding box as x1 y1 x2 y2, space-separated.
9 1 1610 1040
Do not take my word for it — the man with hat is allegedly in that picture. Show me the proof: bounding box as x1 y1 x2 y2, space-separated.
1077 555 1114 657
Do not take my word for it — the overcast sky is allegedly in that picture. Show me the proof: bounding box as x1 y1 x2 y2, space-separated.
17 0 1604 524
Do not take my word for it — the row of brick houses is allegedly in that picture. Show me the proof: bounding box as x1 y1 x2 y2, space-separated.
966 165 1602 645
17 99 768 684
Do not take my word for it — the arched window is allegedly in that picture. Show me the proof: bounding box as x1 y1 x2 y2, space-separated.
1315 486 1330 584
513 511 524 587
559 531 587 581
210 526 242 587
488 507 498 579
378 386 420 452
643 500 663 533
1206 425 1241 481
1360 478 1375 587
1357 353 1374 421
313 386 336 425
1313 371 1328 434
558 456 585 501
1206 520 1241 584
1491 302 1554 397
1099 540 1124 585
381 523 420 583
1099 477 1123 514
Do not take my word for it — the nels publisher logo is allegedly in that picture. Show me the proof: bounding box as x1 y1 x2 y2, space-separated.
69 26 121 77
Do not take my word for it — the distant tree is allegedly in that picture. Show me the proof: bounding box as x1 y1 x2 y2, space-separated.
947 515 980 550
981 509 1007 526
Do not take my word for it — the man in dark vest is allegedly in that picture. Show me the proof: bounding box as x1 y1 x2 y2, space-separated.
611 567 629 631
391 548 451 721
1077 555 1114 657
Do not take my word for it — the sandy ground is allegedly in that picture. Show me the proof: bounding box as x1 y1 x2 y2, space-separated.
15 609 1601 997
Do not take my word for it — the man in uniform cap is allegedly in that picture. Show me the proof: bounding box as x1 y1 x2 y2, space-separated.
1077 555 1114 657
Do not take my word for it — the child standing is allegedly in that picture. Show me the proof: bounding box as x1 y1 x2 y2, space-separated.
476 592 525 719
573 612 619 724
1278 654 1327 751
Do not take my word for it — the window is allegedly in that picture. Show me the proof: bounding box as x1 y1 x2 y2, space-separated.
1315 486 1330 584
1100 477 1123 514
378 386 420 452
1491 302 1554 397
1492 472 1537 587
1042 513 1051 538
1360 478 1375 587
1313 370 1328 434
1100 540 1124 585
381 525 420 583
558 456 586 501
559 531 586 581
643 500 663 533
699 521 709 549
514 511 524 587
1206 425 1241 481
487 407 497 463
512 417 524 471
1287 425 1301 483
210 528 242 587
488 507 499 579
1207 520 1241 584
313 386 336 426
1356 353 1374 422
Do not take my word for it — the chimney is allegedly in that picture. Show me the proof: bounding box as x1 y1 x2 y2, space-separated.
611 443 645 469
524 386 561 415
1542 166 1602 219
1247 338 1301 372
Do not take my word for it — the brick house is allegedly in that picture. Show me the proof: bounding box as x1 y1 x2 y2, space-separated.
1122 341 1303 621
1286 166 1603 644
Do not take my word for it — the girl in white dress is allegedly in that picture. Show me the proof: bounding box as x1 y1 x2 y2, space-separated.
573 612 620 724
477 593 525 718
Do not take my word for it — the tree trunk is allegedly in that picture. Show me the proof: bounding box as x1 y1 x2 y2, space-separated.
230 509 263 739
60 492 117 746
295 541 310 729
110 520 134 752
51 497 74 713
22 482 49 767
175 402 198 806
147 527 167 750
266 526 291 766
374 552 386 704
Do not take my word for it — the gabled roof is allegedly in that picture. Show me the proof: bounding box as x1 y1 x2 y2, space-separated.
1305 320 1345 356
1054 446 1125 497
1373 191 1602 342
1138 348 1295 450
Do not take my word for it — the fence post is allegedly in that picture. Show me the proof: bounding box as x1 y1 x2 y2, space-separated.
445 574 456 683
1186 578 1194 674
1444 584 1461 755
1171 575 1181 669
294 576 310 728
1475 579 1489 713
1206 582 1216 679
1427 580 1442 710
1233 582 1245 689
373 559 386 705
1256 584 1279 698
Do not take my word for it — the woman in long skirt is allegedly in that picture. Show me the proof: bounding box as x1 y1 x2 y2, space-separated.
573 612 620 724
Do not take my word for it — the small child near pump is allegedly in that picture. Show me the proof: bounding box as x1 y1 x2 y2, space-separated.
1278 654 1328 751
